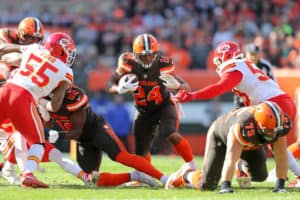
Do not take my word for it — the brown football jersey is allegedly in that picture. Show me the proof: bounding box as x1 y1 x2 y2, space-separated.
116 52 176 113
50 86 89 131
213 106 290 150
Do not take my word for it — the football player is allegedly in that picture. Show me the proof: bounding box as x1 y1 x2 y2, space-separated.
0 17 45 83
165 101 292 193
239 43 300 187
233 43 276 108
173 41 296 191
43 85 168 187
107 33 197 170
0 131 91 186
0 17 45 181
0 32 76 188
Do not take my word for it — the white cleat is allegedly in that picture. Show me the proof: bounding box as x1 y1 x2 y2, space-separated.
0 164 21 185
0 171 21 185
165 163 194 189
266 168 276 183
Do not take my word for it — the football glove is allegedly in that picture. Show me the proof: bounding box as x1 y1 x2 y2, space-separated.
172 90 194 103
48 130 59 143
37 104 50 122
159 73 181 90
117 75 139 94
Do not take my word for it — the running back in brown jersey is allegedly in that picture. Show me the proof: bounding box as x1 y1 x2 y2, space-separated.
107 34 195 169
116 52 175 112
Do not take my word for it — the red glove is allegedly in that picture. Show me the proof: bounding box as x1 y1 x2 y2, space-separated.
173 90 194 103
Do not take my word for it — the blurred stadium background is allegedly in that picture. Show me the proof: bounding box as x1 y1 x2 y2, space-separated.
1 0 300 155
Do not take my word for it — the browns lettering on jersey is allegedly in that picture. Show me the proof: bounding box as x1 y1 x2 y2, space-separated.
116 52 175 112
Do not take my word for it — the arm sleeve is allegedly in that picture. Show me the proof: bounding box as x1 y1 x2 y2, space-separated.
192 70 243 100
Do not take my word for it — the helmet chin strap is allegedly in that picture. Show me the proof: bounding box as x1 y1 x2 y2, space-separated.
137 53 158 69
142 64 151 69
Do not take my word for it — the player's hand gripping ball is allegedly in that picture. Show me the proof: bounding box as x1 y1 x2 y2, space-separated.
117 73 139 94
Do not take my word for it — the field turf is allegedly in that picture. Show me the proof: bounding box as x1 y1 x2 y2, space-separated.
0 155 299 200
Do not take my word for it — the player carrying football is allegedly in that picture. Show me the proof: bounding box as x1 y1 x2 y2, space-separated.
108 33 197 170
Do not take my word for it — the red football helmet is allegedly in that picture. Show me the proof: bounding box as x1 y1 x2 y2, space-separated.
213 41 243 66
44 32 76 67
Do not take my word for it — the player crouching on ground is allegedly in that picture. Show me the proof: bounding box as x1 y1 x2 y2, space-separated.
165 101 292 193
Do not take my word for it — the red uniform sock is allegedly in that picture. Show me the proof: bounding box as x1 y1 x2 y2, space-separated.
97 172 130 186
174 137 194 162
115 151 163 180
288 142 300 159
145 152 151 162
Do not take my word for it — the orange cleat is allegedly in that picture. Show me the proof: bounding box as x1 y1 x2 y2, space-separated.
21 172 48 188
189 170 202 189
165 163 194 189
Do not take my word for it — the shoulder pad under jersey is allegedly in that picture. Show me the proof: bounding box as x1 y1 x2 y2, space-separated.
64 86 89 112
116 52 135 75
158 55 175 74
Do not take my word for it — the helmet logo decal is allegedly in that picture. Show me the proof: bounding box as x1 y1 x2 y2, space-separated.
217 43 231 53
59 38 71 48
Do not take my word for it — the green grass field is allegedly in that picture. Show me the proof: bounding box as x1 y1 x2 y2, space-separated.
0 155 299 200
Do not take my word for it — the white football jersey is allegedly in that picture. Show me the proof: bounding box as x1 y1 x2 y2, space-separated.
216 59 284 105
8 44 73 102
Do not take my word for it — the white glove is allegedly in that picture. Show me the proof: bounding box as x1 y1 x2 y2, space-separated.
117 74 139 94
39 98 50 107
48 130 59 143
37 104 50 122
159 73 181 90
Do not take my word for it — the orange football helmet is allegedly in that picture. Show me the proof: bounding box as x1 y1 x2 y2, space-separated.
44 32 76 67
254 101 289 141
17 17 45 44
213 41 243 66
132 33 160 69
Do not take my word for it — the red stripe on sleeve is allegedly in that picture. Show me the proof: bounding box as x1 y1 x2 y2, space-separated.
191 70 243 100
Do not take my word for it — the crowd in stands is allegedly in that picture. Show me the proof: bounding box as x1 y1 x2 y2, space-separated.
1 0 300 91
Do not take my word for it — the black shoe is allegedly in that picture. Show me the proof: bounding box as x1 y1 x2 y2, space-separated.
219 188 234 194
